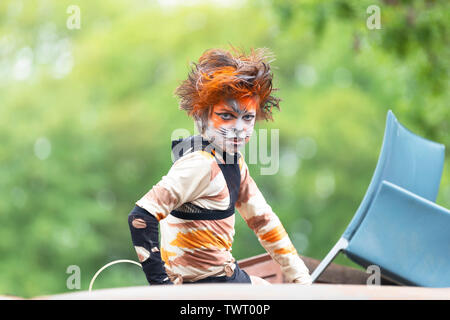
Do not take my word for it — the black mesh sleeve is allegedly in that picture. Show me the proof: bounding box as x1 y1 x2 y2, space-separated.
127 205 172 285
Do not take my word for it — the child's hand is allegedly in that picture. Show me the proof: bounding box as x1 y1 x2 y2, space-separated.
293 273 313 285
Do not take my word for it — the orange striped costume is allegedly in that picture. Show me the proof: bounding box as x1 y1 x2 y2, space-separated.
134 136 312 284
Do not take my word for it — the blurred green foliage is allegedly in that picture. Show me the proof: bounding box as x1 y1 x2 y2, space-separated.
0 0 448 297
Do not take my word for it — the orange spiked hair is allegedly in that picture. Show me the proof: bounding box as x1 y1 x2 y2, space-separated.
174 46 281 132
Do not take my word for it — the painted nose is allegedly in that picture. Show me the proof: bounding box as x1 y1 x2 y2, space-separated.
234 119 245 133
233 124 245 138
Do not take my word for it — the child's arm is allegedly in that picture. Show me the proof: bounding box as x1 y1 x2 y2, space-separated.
127 151 215 284
236 159 312 284
128 205 171 284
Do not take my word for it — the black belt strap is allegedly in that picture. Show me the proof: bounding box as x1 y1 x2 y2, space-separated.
170 208 235 220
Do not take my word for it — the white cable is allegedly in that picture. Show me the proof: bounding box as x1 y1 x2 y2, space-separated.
88 259 142 292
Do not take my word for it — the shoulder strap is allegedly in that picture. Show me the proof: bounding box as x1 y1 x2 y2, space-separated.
171 135 212 163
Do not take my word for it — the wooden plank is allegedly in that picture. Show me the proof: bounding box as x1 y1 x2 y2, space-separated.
238 253 393 285
238 253 283 283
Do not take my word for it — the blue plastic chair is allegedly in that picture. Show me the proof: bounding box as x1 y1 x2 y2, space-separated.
311 110 449 287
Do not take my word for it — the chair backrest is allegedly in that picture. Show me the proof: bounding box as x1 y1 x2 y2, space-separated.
342 110 445 240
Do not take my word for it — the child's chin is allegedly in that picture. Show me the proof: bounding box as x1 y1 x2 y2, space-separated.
225 142 244 153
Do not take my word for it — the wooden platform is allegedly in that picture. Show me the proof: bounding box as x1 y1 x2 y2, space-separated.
3 253 448 300
33 283 450 300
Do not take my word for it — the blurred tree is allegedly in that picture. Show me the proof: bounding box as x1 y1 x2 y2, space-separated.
0 0 448 297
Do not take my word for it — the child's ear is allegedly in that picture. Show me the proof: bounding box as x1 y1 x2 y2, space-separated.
194 116 208 134
194 118 203 134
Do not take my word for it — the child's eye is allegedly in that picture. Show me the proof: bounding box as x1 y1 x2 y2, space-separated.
243 114 255 121
215 112 234 120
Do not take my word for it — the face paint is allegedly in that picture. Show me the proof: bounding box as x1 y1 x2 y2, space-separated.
204 96 258 154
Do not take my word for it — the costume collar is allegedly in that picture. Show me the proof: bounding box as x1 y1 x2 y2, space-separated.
171 135 241 165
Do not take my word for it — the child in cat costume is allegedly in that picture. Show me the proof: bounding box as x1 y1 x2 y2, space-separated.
127 47 312 285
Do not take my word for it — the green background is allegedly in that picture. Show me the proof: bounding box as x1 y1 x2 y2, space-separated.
0 0 448 298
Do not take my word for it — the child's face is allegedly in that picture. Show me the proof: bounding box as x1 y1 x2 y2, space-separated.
204 96 258 154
